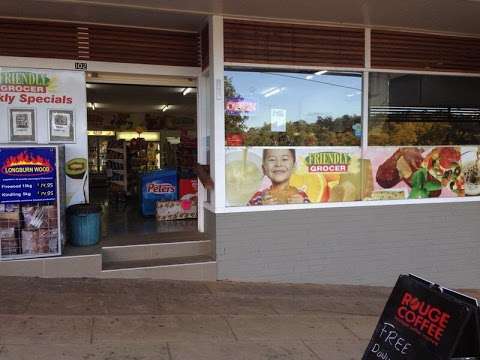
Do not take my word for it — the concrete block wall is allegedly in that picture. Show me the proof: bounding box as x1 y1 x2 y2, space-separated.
206 202 480 288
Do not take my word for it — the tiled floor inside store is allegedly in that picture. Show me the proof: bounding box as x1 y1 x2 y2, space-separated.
89 186 198 240
62 186 201 257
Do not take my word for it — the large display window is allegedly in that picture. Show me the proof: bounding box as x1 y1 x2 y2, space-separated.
224 68 362 147
223 68 480 207
366 72 480 201
368 73 480 146
224 68 363 207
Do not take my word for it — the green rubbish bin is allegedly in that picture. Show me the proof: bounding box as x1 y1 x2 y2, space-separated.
67 204 102 246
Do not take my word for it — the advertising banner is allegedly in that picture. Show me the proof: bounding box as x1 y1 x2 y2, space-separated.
362 275 479 360
140 169 178 216
0 146 61 260
0 147 56 203
226 145 480 207
365 146 480 201
225 147 364 206
0 67 88 206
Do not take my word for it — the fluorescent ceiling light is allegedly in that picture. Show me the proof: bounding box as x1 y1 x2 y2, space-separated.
315 70 328 76
88 130 115 136
160 104 169 112
264 87 286 98
166 136 181 144
182 87 193 96
88 102 96 110
117 131 160 141
264 88 281 98
261 87 277 95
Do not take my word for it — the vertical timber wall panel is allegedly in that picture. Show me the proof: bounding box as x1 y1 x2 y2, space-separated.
210 202 480 287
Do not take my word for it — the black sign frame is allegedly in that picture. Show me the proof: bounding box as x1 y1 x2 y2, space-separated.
362 274 480 360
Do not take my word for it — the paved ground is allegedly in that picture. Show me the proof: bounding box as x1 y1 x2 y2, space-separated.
0 277 478 360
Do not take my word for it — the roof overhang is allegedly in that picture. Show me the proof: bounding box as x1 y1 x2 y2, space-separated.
1 0 479 36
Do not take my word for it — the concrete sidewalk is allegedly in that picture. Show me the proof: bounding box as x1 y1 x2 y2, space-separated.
0 277 478 360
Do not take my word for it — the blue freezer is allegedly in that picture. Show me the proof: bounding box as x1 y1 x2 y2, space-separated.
140 169 177 216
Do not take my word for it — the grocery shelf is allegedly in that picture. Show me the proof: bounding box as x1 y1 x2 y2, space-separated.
111 180 126 186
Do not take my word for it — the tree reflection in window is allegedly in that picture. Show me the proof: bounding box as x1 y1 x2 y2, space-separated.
369 73 480 146
224 69 362 146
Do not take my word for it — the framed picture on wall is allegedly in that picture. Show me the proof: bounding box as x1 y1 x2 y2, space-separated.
9 108 36 142
48 109 75 143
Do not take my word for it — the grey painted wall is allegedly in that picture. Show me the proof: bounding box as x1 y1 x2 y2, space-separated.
206 202 480 288
205 206 217 260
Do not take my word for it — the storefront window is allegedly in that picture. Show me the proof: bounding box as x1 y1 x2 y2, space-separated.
224 69 480 208
224 68 363 207
224 68 362 146
366 73 480 201
369 73 480 146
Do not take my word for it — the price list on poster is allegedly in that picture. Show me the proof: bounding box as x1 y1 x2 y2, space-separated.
0 147 57 203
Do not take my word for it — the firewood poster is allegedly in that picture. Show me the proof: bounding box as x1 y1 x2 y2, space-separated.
0 67 88 206
362 275 480 360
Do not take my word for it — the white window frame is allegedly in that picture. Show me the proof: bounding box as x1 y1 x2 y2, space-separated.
216 24 480 213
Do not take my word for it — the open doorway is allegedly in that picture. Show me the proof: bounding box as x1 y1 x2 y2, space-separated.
86 82 199 244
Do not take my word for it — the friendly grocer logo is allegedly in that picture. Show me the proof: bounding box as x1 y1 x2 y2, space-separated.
305 152 351 173
0 72 54 93
1 151 53 177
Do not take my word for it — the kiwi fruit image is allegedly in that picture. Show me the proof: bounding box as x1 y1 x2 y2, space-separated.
66 158 87 179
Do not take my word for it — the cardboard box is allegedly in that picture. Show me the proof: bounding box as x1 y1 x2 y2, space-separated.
179 179 198 199
0 218 20 229
0 204 20 229
0 204 19 213
156 200 197 221
21 230 38 255
39 228 57 253
22 229 50 255
0 228 18 256
46 228 59 253
22 205 56 230
45 205 58 228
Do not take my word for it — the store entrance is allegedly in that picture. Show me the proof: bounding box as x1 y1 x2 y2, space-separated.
87 82 199 245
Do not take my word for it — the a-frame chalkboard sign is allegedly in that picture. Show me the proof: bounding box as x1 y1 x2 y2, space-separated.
362 274 480 360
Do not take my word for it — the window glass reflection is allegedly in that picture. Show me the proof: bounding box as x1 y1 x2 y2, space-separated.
369 73 480 146
224 68 362 146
